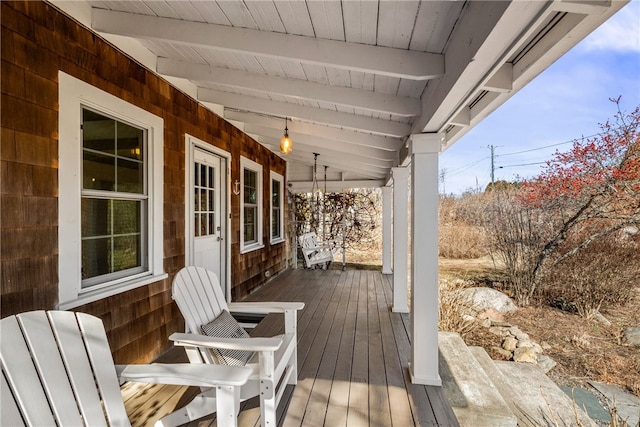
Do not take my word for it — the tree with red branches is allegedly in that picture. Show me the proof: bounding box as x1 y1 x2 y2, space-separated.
520 97 640 292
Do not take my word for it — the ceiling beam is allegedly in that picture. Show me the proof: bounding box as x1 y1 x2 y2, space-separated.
200 90 411 137
288 180 385 193
243 124 397 163
257 136 392 171
158 58 421 117
224 110 403 151
92 8 444 80
258 142 387 179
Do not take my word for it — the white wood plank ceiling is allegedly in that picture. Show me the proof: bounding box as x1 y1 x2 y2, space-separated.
61 0 626 191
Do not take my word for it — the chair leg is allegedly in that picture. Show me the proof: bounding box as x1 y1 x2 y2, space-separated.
216 385 240 427
260 393 277 427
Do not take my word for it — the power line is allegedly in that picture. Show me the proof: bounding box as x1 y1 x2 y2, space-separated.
499 161 547 169
445 156 490 176
498 125 630 157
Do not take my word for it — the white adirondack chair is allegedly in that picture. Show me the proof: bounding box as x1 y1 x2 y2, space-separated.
1 310 252 427
298 231 342 269
167 266 304 427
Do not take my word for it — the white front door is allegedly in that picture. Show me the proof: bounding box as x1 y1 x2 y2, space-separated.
191 148 222 278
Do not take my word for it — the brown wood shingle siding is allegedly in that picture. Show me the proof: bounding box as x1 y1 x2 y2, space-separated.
0 1 288 364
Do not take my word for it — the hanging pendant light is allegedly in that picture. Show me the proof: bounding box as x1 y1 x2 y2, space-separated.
280 117 293 154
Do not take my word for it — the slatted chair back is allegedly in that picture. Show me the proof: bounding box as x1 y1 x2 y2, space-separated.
1 310 130 427
173 266 229 335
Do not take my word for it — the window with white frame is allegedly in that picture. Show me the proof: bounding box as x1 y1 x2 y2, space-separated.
58 72 165 309
270 171 284 244
240 157 263 252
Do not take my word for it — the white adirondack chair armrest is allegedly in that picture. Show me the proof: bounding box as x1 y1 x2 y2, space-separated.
228 301 305 314
170 332 283 352
115 363 252 387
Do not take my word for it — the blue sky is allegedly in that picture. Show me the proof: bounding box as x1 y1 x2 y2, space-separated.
439 1 640 195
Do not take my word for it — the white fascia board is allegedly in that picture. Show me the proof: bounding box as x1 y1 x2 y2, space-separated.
92 8 444 80
440 0 627 152
199 88 411 137
224 110 403 151
552 0 612 14
158 58 420 117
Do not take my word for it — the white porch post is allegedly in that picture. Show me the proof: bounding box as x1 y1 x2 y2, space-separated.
409 133 442 386
391 167 409 313
381 185 393 275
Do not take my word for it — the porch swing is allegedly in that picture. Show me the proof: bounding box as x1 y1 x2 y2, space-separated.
297 153 343 269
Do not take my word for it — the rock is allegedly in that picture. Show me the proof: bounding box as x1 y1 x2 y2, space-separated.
489 326 510 337
462 314 476 323
478 308 505 323
593 310 612 326
459 287 518 315
541 341 552 351
508 326 529 341
481 318 492 328
517 340 543 354
513 347 537 364
623 326 640 346
491 346 513 360
502 336 518 351
537 355 557 373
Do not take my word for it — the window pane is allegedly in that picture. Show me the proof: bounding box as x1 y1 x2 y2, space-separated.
83 151 115 190
116 121 143 161
83 109 115 154
272 210 281 239
82 237 111 279
200 213 207 236
200 189 207 211
82 198 110 237
272 179 280 205
244 169 256 204
113 200 140 235
200 164 207 189
208 189 215 211
244 206 256 243
208 213 215 235
117 158 143 193
113 235 141 272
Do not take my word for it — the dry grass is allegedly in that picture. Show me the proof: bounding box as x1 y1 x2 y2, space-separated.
438 278 479 339
439 224 488 259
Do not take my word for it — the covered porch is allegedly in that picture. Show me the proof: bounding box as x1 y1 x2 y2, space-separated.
124 268 458 426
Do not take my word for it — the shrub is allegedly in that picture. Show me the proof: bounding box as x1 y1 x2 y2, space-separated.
543 233 639 318
439 224 487 259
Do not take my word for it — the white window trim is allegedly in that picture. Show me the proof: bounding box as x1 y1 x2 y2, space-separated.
270 171 285 245
58 71 166 310
240 156 264 253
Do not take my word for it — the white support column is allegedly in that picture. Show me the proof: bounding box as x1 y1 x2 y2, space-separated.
391 167 409 313
409 133 442 386
381 185 393 275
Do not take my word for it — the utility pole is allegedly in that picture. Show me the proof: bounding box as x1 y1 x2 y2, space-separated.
488 144 496 187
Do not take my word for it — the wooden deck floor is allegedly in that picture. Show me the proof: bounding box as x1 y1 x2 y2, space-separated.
123 268 459 427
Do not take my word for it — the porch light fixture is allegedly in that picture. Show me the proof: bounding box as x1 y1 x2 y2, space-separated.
280 117 293 154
